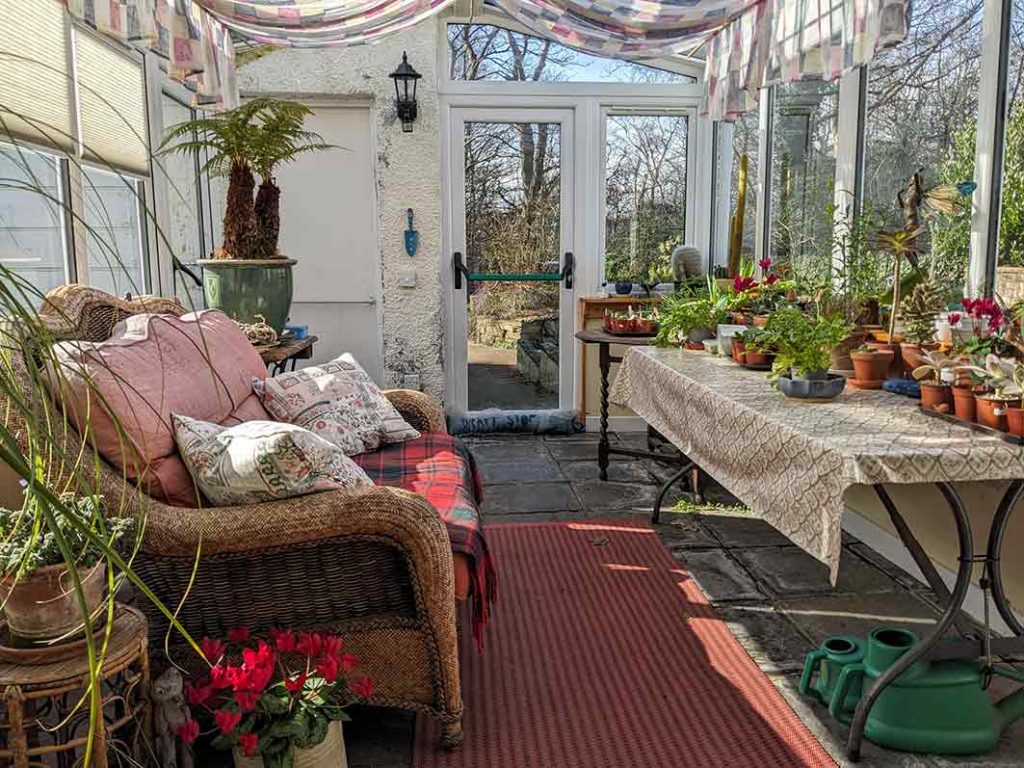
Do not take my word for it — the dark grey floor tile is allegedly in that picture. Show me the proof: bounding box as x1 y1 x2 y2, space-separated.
776 591 941 645
670 547 764 603
699 512 796 548
480 456 564 484
715 601 813 674
481 482 580 515
735 546 899 597
655 514 720 549
557 459 656 483
571 479 658 510
545 440 614 461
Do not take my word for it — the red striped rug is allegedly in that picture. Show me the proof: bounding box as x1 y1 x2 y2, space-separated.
414 521 835 768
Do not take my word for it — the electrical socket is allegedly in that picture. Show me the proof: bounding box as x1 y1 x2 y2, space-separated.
402 374 421 391
398 268 417 288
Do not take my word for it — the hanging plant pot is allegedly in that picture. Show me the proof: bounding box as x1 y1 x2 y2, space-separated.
0 562 105 645
234 720 347 768
199 258 297 333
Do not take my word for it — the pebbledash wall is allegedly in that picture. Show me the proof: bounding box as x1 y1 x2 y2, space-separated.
237 20 447 400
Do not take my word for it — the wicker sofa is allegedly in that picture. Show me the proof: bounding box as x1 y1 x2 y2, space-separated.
6 285 466 747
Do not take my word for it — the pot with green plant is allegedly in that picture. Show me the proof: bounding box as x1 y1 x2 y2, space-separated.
161 99 331 332
766 308 853 399
849 344 894 389
654 277 728 349
898 278 945 375
911 350 954 412
960 358 1022 431
742 326 777 368
0 494 133 646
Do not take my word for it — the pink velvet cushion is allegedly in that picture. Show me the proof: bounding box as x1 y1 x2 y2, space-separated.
51 310 269 506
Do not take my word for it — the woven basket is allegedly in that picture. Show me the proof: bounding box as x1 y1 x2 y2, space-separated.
233 720 347 768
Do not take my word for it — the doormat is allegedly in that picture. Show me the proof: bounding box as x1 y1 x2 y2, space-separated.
413 520 836 768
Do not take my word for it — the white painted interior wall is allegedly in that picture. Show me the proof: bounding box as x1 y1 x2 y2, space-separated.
237 19 446 397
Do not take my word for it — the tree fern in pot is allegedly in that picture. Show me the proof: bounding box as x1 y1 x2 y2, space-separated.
160 99 331 332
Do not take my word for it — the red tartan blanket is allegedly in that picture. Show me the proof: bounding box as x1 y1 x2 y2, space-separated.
352 434 496 650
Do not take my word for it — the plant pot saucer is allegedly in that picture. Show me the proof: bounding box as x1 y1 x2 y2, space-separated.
847 377 885 390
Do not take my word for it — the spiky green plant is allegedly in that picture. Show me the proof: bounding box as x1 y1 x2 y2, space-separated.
900 278 946 345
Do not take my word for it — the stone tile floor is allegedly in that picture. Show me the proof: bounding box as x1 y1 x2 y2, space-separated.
342 432 1024 767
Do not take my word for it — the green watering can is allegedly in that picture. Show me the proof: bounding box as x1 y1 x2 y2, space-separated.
799 635 866 721
825 627 1024 755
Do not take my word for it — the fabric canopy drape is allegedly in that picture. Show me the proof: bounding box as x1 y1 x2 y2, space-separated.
190 0 456 47
64 0 239 110
702 0 911 120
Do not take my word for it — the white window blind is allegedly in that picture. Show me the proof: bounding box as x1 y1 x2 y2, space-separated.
74 30 149 176
0 0 75 153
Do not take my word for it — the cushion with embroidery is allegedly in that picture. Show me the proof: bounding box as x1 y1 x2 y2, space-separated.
172 414 372 506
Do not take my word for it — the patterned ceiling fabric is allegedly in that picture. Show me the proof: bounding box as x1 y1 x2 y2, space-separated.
63 0 239 109
484 0 759 58
190 0 456 47
611 347 1024 582
702 0 911 120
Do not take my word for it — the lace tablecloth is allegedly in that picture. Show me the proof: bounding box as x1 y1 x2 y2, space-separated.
610 346 1024 581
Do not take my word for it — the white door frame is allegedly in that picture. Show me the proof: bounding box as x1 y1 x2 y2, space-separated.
446 106 578 417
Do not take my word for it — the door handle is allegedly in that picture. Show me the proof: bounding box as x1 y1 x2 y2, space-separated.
560 252 574 290
453 252 470 290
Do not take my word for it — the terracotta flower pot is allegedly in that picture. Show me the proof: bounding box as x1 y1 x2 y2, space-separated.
919 382 952 412
865 341 903 380
952 386 977 423
850 350 894 388
830 331 869 373
0 562 105 645
899 342 940 376
744 351 775 367
1007 406 1024 437
234 720 347 768
753 315 769 328
731 338 746 363
975 395 1021 432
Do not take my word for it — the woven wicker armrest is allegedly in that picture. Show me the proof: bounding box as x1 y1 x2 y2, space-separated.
385 389 448 434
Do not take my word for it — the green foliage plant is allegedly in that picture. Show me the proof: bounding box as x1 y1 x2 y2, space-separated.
900 278 946 345
765 307 853 380
654 277 728 346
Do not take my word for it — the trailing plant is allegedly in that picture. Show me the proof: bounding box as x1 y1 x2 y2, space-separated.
0 494 133 576
654 277 728 346
900 278 946 344
764 307 853 380
181 628 374 767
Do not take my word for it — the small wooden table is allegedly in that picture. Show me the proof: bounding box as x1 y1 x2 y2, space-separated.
0 605 150 767
260 335 317 375
574 329 696 509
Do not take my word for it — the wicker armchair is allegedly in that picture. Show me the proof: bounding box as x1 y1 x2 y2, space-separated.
4 286 463 747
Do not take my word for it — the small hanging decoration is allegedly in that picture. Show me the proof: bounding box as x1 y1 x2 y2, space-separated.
238 314 279 348
404 208 419 257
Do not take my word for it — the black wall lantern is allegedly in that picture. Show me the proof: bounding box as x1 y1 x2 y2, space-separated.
389 52 421 133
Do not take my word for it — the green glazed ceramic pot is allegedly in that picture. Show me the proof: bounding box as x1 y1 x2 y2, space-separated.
199 258 296 333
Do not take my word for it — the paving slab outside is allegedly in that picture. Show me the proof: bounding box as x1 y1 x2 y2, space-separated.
339 432 1024 768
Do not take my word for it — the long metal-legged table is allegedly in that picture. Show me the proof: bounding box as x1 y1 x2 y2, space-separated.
845 480 1024 761
576 329 696 516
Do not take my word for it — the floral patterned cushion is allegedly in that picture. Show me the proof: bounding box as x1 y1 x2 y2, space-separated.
253 354 419 453
172 415 373 506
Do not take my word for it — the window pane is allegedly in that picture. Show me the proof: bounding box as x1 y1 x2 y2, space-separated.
448 24 692 83
604 114 688 284
863 0 982 293
82 166 146 297
996 0 1024 299
768 80 838 287
727 111 760 272
0 143 69 298
159 94 207 306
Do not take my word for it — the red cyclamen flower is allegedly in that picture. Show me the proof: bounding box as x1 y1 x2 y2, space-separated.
200 636 226 663
285 672 308 693
270 628 297 653
227 627 251 643
185 680 216 708
317 655 340 684
758 257 772 271
209 664 233 690
296 631 325 658
341 653 360 673
764 273 780 285
733 275 756 293
177 719 200 745
238 732 259 757
353 675 374 698
948 312 962 326
214 708 242 736
234 689 261 711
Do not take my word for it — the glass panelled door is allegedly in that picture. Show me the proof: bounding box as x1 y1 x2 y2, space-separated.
450 108 575 415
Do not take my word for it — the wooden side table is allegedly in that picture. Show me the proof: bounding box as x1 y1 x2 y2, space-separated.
0 605 150 767
260 335 318 375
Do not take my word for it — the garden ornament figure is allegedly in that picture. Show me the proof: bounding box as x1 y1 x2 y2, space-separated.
153 668 195 768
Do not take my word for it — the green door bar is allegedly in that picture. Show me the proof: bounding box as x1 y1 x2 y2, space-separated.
453 252 574 289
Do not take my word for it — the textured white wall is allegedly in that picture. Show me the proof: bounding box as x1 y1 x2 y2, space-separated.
237 21 446 399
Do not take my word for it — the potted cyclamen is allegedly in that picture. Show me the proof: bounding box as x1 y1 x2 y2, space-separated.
179 628 374 768
849 345 895 389
161 99 332 332
911 351 954 411
0 494 133 645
